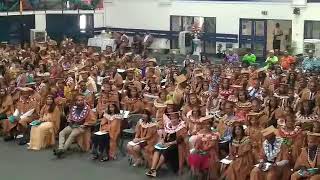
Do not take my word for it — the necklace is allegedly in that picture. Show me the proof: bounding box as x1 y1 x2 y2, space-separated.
263 137 283 162
139 119 158 128
279 127 301 138
164 120 185 133
308 147 319 168
69 105 89 123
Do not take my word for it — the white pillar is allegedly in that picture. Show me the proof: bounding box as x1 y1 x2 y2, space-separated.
291 13 305 55
35 13 46 30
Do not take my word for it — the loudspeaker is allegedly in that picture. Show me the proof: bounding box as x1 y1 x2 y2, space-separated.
293 8 300 15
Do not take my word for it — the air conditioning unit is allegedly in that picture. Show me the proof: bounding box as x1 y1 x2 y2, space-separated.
304 39 320 57
30 29 47 46
179 31 192 55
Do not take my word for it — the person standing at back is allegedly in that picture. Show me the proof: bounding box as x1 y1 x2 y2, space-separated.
273 23 283 54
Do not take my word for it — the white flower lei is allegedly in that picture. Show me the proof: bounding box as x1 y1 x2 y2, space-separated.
263 137 283 162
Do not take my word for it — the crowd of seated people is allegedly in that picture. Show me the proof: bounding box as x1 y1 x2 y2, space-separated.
0 35 320 180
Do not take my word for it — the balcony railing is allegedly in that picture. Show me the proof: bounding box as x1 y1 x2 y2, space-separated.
0 0 103 12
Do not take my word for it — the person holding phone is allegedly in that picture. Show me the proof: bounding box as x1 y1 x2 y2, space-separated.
291 132 320 180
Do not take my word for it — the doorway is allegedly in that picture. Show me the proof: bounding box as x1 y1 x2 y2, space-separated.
239 19 292 59
239 19 267 59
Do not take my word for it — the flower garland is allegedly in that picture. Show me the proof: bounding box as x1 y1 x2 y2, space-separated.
153 99 167 108
263 137 283 162
20 96 36 104
219 89 233 99
69 105 90 123
198 132 220 142
236 101 252 109
139 119 158 128
164 119 186 134
278 126 301 138
232 136 250 147
103 114 123 121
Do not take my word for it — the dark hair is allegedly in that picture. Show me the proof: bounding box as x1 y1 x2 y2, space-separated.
39 64 48 73
147 82 157 93
24 63 34 70
238 90 248 101
300 100 315 116
191 107 201 116
142 109 152 123
47 95 56 113
127 87 139 98
165 104 178 114
268 96 279 109
251 98 262 105
188 93 200 105
232 125 245 140
106 104 120 115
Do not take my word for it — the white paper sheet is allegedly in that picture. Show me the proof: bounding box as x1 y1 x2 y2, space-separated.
13 109 19 117
94 131 108 135
20 108 35 119
120 110 130 118
128 140 145 146
220 157 233 164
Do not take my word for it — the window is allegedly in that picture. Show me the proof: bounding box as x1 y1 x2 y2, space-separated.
79 14 87 32
171 16 182 31
305 21 320 39
170 15 216 52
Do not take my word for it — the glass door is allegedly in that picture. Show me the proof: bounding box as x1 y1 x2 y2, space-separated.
239 19 267 59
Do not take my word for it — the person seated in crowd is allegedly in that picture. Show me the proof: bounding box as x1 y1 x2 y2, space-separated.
91 103 122 161
224 49 239 64
2 87 40 145
127 109 158 167
276 111 305 166
302 50 320 73
262 96 282 128
242 49 256 66
280 50 296 70
123 68 142 92
223 124 255 180
145 112 187 177
296 100 318 128
265 50 278 69
246 111 264 163
28 94 60 150
250 126 291 180
122 86 144 115
54 95 96 158
0 87 14 121
188 117 220 179
78 80 95 109
291 132 320 180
